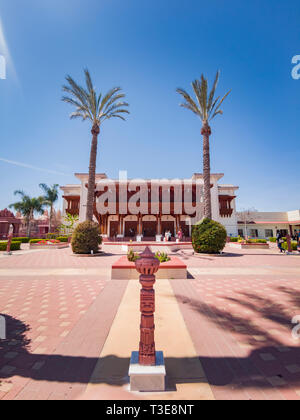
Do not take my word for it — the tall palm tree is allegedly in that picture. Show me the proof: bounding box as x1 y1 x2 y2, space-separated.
9 191 45 237
177 71 231 219
39 183 59 233
62 69 129 221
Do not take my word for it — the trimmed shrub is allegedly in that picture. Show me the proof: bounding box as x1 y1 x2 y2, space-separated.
282 241 298 251
71 221 102 254
192 218 227 254
47 233 58 240
13 237 30 243
56 236 69 243
29 239 44 244
269 237 277 243
230 237 239 242
0 241 21 251
246 239 267 244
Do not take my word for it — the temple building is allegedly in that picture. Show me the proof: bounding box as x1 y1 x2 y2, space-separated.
61 173 239 240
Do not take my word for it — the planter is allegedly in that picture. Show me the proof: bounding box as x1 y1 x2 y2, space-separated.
111 256 187 280
30 243 69 250
72 252 103 258
229 242 269 250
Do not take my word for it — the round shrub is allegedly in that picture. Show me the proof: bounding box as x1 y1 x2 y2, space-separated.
71 221 102 254
192 218 227 254
282 241 298 251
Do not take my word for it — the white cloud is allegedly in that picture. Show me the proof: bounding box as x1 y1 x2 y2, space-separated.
0 157 70 176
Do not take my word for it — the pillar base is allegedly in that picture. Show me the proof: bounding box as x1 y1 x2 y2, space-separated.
129 351 166 392
4 252 12 256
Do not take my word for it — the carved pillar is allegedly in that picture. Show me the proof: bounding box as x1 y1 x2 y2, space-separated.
135 247 160 366
6 233 13 254
286 234 292 253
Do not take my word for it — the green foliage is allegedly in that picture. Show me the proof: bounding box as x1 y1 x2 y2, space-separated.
192 218 227 254
127 249 140 262
155 252 170 263
46 233 58 240
282 241 298 251
0 241 21 251
269 237 277 243
230 237 239 242
29 239 44 244
39 184 59 207
59 213 79 235
62 69 130 125
177 71 231 123
71 221 102 254
56 236 69 243
246 239 267 244
9 191 45 219
13 237 30 243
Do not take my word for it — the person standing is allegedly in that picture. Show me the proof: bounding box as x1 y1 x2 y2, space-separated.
178 229 183 242
276 231 284 253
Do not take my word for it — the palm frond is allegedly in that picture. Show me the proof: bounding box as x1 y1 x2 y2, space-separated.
207 71 220 112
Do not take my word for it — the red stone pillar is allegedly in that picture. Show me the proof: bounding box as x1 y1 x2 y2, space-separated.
286 234 292 253
135 247 160 366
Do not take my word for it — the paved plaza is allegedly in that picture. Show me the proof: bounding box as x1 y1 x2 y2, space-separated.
0 245 300 400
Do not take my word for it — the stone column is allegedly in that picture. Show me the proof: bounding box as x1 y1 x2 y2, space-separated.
286 234 292 253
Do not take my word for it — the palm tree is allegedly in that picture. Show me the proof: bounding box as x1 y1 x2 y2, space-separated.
177 71 231 219
62 69 129 221
9 191 45 237
39 184 59 233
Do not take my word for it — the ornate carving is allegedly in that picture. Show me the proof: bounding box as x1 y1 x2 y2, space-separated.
0 209 15 218
135 247 160 366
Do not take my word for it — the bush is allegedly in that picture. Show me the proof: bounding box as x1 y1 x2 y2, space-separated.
155 252 170 263
71 221 102 254
13 237 30 243
282 241 298 251
0 241 21 251
269 237 277 243
47 233 58 240
192 218 227 254
127 249 140 262
57 236 69 243
29 239 44 244
246 239 267 244
230 237 239 242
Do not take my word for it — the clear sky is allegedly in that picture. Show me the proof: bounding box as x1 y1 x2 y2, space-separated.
0 0 299 212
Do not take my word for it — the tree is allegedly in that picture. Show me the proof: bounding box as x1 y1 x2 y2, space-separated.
39 183 59 233
9 191 45 237
177 71 231 219
62 69 129 221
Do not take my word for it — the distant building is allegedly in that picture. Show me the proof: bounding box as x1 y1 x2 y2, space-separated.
61 173 239 239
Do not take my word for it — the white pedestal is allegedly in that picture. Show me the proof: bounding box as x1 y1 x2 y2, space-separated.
117 234 124 239
129 351 166 392
156 235 162 242
136 235 143 242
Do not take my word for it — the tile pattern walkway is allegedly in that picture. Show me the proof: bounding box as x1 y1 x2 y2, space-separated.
0 246 299 399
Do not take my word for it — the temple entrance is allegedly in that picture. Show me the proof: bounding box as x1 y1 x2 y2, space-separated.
125 221 138 237
110 221 119 238
161 221 175 237
142 221 157 238
180 221 190 238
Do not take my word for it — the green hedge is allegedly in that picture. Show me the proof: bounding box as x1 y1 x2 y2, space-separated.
46 233 58 240
13 237 30 243
282 241 298 251
29 239 44 244
192 218 227 254
57 236 69 243
247 239 267 244
269 237 277 243
230 237 239 242
0 241 21 251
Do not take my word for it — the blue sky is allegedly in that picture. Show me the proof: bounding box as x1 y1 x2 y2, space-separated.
0 0 299 212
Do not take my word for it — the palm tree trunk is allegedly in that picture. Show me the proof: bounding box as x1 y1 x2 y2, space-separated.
86 123 100 221
201 122 212 219
28 209 33 238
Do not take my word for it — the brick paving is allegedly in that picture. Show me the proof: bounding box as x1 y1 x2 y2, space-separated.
0 245 299 400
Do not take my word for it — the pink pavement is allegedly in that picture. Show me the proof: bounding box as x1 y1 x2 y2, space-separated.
0 245 299 400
